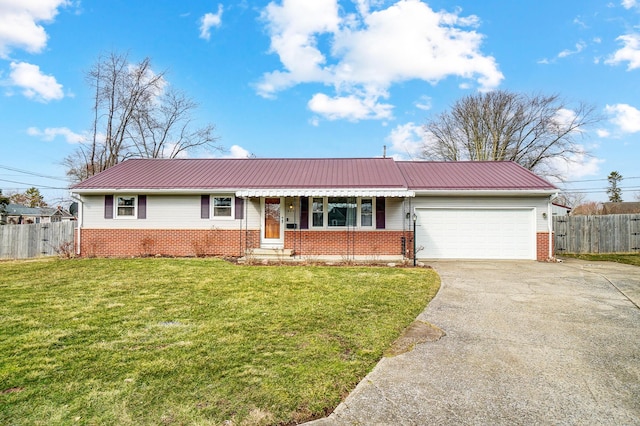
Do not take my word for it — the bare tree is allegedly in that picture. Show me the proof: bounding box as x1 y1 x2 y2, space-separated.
554 191 586 208
571 201 602 215
422 90 601 179
64 51 221 182
128 88 218 159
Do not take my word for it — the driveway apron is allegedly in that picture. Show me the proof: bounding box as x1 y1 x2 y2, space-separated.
308 260 640 425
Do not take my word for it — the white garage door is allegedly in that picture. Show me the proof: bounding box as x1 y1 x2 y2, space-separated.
415 208 535 260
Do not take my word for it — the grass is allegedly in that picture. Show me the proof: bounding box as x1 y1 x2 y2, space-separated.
560 253 640 267
0 258 439 425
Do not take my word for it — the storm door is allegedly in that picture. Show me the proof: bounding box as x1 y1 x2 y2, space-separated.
262 197 284 248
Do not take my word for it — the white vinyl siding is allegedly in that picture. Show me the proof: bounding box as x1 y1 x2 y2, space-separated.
81 195 259 230
383 198 405 230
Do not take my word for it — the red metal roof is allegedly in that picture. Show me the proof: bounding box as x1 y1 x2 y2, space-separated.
71 158 557 192
71 158 407 190
396 161 557 190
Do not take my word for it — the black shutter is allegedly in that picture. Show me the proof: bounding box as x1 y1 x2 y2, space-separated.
201 195 210 219
235 197 244 219
137 195 147 219
375 197 385 229
300 197 309 229
104 195 113 219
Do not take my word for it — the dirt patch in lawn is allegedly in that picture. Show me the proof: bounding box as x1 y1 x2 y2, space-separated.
385 321 445 357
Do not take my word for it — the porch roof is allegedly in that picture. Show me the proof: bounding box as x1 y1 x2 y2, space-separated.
235 188 414 197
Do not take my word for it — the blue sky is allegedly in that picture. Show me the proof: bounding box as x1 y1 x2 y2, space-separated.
1 0 639 204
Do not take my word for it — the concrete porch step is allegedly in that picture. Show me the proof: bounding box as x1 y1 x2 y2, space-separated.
247 248 294 259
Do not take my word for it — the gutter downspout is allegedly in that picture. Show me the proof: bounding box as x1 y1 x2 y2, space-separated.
70 193 83 256
548 193 557 260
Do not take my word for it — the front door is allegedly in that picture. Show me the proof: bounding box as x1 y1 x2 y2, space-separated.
262 197 284 248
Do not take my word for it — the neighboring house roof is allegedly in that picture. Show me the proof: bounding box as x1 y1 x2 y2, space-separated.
40 207 75 219
4 204 43 216
552 202 572 210
71 158 557 196
601 202 640 214
2 204 74 218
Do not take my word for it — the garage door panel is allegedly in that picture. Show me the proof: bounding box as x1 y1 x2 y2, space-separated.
416 208 534 260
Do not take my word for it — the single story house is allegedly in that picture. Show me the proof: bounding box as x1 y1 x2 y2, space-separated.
70 158 558 261
1 204 75 225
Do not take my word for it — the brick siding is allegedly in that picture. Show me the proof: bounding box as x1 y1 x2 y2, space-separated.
285 230 412 258
536 231 554 261
78 228 552 261
78 228 411 258
79 229 259 257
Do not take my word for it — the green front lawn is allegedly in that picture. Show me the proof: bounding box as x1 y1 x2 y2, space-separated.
0 258 439 425
560 253 640 267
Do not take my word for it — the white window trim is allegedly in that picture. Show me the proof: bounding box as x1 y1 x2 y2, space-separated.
360 198 374 228
211 195 235 220
307 196 375 229
312 197 324 228
115 195 137 219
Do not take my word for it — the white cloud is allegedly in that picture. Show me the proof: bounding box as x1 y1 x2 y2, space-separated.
0 0 69 58
573 17 588 29
9 61 63 102
256 0 339 96
308 92 393 121
622 0 638 9
606 103 640 133
606 33 640 70
226 145 251 158
551 108 579 131
540 41 587 64
386 122 425 159
27 126 84 143
414 95 431 111
546 146 603 181
199 4 223 41
258 0 503 120
558 41 586 58
596 128 611 138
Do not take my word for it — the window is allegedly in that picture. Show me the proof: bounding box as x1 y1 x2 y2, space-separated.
361 198 373 227
116 196 136 218
328 197 356 227
312 198 323 227
307 197 377 228
213 197 232 217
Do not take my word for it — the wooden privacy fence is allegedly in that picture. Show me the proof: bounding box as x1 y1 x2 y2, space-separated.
0 221 76 259
554 214 640 254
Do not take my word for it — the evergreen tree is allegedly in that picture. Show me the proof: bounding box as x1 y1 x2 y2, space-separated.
606 171 623 202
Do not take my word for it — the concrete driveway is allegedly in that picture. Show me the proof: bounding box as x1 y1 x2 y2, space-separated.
309 259 640 425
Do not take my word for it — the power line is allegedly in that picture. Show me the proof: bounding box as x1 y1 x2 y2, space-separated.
0 164 68 182
0 178 69 190
561 176 640 184
558 186 640 195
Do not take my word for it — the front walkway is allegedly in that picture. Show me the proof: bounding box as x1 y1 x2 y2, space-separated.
308 260 640 425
